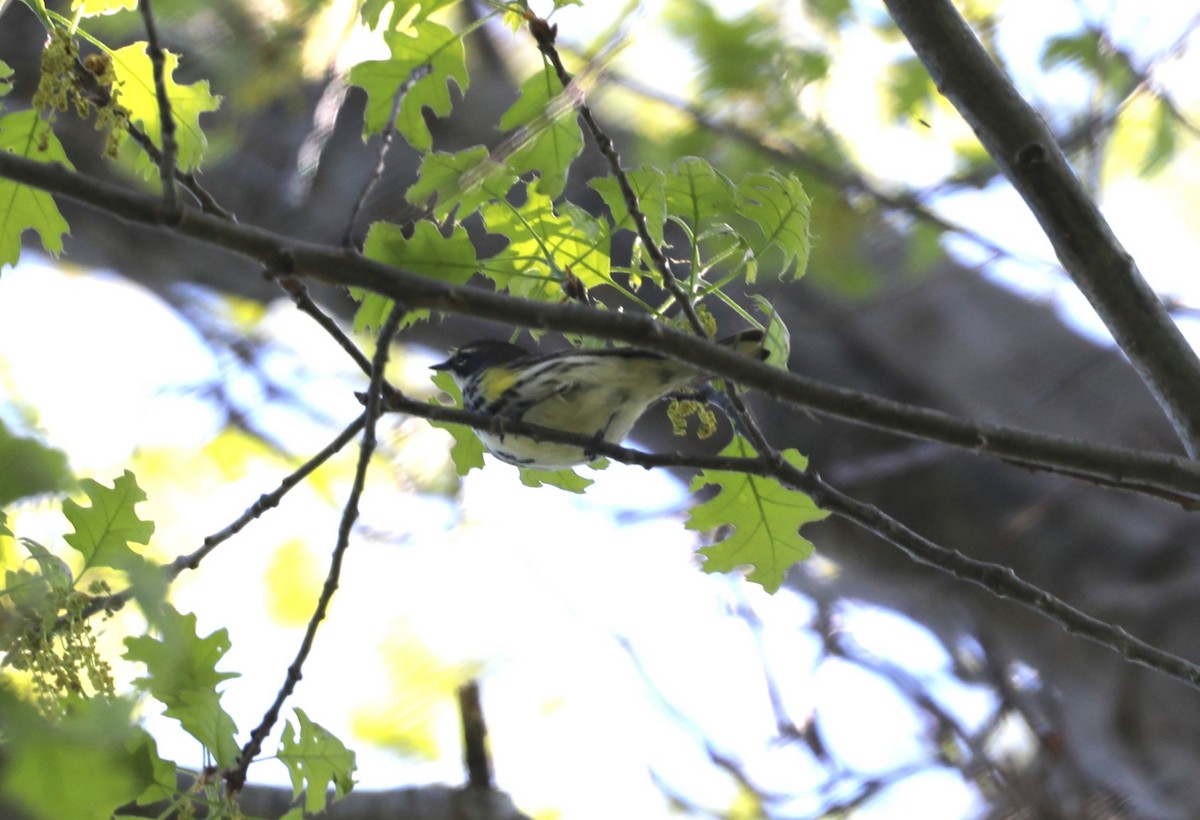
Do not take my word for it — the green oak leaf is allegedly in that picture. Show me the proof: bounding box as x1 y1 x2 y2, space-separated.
498 66 584 199
72 0 137 15
405 146 515 222
481 184 610 301
0 60 13 97
590 165 667 249
350 20 469 151
0 693 158 820
354 221 479 330
360 0 457 28
738 171 811 278
109 43 221 176
429 370 486 476
279 708 357 814
0 418 73 504
0 110 72 269
663 156 737 236
519 466 594 493
21 539 74 593
688 435 827 593
62 470 154 575
123 605 240 768
750 295 791 372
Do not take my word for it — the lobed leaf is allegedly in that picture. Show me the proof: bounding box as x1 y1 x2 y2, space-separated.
519 466 594 493
738 171 811 278
109 43 221 176
0 110 72 269
123 605 240 768
590 165 667 249
498 66 584 199
428 370 486 476
405 146 515 222
481 184 610 301
688 436 827 593
350 20 469 152
279 708 357 814
663 156 737 236
355 221 479 330
62 470 154 575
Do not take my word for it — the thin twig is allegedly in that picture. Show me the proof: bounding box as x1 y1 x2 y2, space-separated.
64 413 367 628
526 15 707 338
138 0 179 215
225 303 404 793
794 465 1200 693
526 14 784 470
342 63 433 247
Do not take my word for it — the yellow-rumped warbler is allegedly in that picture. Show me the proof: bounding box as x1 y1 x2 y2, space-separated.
432 330 766 469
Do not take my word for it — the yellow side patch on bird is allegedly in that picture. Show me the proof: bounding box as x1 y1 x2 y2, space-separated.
478 366 519 399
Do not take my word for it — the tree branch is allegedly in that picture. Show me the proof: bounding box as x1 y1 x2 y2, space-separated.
882 0 1200 457
225 304 404 793
2 151 1200 503
364 390 1200 694
137 0 178 216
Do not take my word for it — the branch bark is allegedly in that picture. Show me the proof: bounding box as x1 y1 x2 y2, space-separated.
3 151 1200 502
881 0 1200 456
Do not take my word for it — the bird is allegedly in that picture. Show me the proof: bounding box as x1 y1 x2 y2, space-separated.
432 330 766 470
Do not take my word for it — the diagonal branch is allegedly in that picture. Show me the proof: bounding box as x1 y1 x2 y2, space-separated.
882 0 1200 457
224 303 405 794
2 151 1200 503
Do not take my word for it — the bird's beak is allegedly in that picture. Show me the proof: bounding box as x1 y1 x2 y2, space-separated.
430 357 453 372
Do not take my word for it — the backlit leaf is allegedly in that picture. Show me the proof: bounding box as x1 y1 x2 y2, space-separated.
109 43 221 175
688 436 826 593
123 605 240 768
738 171 811 278
62 470 154 575
405 146 515 222
481 184 610 300
498 66 584 199
279 708 357 814
350 20 469 151
0 110 72 269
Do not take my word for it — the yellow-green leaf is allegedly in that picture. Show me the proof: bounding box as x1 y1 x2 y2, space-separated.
62 470 154 575
498 66 584 199
349 20 469 151
738 171 811 278
0 110 72 269
72 0 137 15
279 708 357 814
405 146 515 222
688 436 826 593
481 185 610 301
109 43 221 176
354 220 479 330
123 605 240 768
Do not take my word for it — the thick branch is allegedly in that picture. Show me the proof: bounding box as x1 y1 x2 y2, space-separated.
3 153 1200 501
882 0 1200 456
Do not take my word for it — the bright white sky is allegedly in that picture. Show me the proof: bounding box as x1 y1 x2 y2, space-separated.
3 0 1199 817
